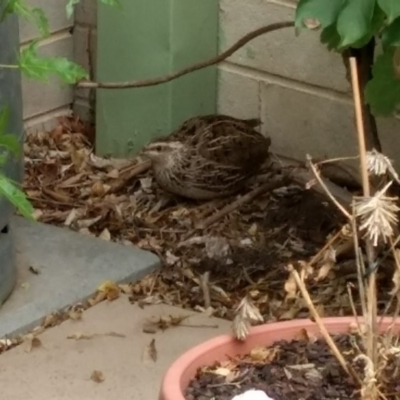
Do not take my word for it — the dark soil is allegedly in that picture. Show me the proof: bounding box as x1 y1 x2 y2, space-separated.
185 334 400 400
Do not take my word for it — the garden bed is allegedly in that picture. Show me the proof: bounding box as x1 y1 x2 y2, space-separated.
23 116 394 321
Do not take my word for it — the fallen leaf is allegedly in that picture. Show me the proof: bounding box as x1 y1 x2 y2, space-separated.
42 313 63 328
68 309 83 321
90 370 105 383
28 266 40 275
118 284 132 294
142 338 157 362
98 228 111 241
68 332 94 340
296 328 318 343
23 334 42 353
97 280 120 301
249 346 279 363
284 269 298 300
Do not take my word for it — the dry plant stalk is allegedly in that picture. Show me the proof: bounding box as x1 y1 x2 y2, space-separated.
290 58 400 399
349 57 378 375
290 267 362 385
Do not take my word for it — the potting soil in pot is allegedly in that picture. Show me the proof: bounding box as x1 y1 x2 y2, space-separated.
185 333 399 400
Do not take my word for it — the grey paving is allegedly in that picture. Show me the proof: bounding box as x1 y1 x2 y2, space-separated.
0 216 160 338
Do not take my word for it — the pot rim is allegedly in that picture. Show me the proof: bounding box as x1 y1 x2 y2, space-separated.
160 316 400 400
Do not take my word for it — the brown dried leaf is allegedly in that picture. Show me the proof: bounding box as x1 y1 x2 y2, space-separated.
98 228 111 241
23 334 42 353
249 346 279 363
118 284 132 294
90 370 105 383
296 328 318 343
42 313 63 328
97 280 120 301
142 339 157 362
68 332 94 340
68 309 83 321
284 271 298 300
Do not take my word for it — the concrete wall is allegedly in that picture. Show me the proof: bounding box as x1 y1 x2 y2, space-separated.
217 0 400 164
73 0 97 122
21 0 400 163
21 0 74 133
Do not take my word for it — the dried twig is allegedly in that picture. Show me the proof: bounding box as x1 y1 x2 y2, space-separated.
109 160 151 193
78 22 294 89
307 155 353 219
197 175 291 229
200 272 211 309
308 228 344 266
290 267 362 386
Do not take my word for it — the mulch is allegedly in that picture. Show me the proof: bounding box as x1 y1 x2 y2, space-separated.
185 332 399 400
22 116 395 322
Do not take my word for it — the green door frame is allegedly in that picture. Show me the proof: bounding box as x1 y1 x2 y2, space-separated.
96 0 219 157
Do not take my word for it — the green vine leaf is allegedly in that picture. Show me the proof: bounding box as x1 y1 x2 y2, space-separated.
2 0 49 37
65 0 80 18
320 25 341 51
336 0 376 47
381 17 400 48
0 174 34 219
66 0 120 18
377 0 400 23
0 135 19 157
18 42 88 84
365 47 400 116
0 107 9 135
295 0 345 29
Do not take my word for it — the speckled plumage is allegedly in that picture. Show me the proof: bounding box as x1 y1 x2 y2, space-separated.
143 115 271 200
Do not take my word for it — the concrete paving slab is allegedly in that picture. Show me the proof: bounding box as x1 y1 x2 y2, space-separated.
0 300 231 400
0 217 160 339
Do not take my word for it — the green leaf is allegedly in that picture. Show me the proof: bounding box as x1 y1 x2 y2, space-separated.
337 0 376 47
377 0 400 23
5 0 49 37
0 107 10 135
0 174 34 219
320 25 341 51
295 0 345 29
18 42 88 84
0 135 20 157
382 17 400 48
66 0 80 18
0 153 8 167
365 47 400 116
99 0 121 7
67 0 120 18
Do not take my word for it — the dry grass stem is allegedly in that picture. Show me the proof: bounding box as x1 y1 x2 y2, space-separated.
308 228 343 266
200 272 211 309
307 155 352 219
317 156 359 165
290 267 361 385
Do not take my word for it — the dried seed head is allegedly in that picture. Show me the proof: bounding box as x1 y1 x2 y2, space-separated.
235 296 264 323
232 296 264 341
366 149 400 182
354 182 400 246
232 314 250 341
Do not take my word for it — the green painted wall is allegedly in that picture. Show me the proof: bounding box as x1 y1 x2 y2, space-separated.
96 0 219 157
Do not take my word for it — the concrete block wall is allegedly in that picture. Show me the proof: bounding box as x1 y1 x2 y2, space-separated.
21 0 75 133
73 0 97 122
217 0 400 164
20 0 400 164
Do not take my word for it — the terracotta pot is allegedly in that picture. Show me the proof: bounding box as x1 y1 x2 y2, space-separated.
159 316 400 400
